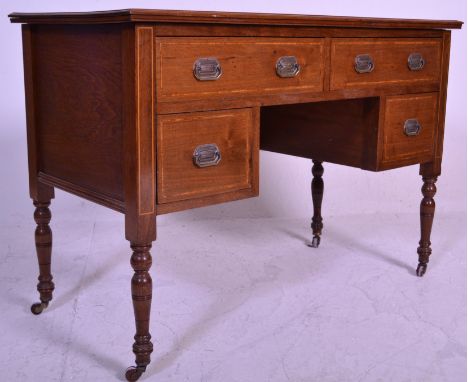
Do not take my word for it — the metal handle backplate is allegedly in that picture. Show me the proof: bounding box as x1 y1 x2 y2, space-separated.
404 119 421 136
408 53 425 71
354 54 374 74
193 144 221 168
276 56 301 78
193 58 222 81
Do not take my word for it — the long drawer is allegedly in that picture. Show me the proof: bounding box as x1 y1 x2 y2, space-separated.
330 38 442 90
155 37 325 102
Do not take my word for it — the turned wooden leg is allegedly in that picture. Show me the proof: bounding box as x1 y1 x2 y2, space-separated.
309 160 324 248
30 199 54 315
416 175 437 277
125 242 154 381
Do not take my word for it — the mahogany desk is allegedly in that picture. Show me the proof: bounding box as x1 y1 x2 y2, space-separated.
9 9 462 381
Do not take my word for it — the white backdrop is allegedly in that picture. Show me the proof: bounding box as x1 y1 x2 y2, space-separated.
0 0 466 226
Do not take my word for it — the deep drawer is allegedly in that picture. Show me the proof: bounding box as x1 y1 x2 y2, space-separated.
330 38 442 90
155 37 325 101
381 93 438 164
157 108 259 204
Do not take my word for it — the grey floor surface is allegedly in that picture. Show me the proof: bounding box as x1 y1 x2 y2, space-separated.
0 211 466 382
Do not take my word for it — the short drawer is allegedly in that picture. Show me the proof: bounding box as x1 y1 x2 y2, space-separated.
330 38 441 90
381 93 438 164
157 108 259 204
155 37 324 101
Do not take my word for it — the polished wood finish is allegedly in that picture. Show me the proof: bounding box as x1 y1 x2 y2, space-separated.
261 92 441 171
330 38 441 90
153 24 447 38
136 26 156 216
310 161 324 248
10 8 461 381
28 24 124 203
381 93 438 164
127 243 154 380
416 175 437 277
260 98 380 169
156 83 441 115
428 31 452 177
22 25 41 200
30 190 54 315
156 37 324 102
157 108 258 203
38 172 125 212
9 9 463 29
121 25 157 380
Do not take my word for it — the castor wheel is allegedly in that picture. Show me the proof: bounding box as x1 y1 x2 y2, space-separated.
416 263 427 277
308 235 321 248
31 301 49 315
125 366 146 381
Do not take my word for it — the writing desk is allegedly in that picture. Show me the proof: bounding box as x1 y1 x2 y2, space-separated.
9 9 462 381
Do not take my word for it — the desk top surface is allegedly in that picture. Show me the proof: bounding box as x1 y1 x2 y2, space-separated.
9 9 463 29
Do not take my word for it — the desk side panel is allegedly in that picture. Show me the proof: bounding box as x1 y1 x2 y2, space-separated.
31 24 124 208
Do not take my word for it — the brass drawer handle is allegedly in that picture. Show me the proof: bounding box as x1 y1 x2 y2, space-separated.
276 56 301 78
404 119 421 136
408 53 425 71
193 58 222 81
354 54 374 74
193 144 221 167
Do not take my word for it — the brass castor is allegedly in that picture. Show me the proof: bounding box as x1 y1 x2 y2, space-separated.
31 301 49 315
308 235 321 248
125 366 146 381
416 263 427 277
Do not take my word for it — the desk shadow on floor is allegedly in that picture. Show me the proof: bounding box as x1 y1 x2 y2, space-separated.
49 250 126 312
146 218 328 379
7 247 126 316
280 221 415 276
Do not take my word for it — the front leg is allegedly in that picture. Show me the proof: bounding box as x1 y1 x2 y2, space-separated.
126 242 154 381
31 185 55 315
416 175 438 277
309 160 324 248
124 215 156 381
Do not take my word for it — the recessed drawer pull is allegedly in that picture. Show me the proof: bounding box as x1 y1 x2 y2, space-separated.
408 53 425 71
354 54 374 74
193 143 222 168
404 119 422 136
276 56 301 78
193 58 222 81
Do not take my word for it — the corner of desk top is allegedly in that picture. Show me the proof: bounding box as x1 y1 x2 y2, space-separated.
7 8 464 30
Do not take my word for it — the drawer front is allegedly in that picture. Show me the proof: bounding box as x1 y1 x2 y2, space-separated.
157 108 258 203
155 37 324 101
331 39 441 90
382 93 438 164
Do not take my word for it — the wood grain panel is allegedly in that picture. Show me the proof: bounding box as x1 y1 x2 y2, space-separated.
38 172 125 212
122 25 157 243
421 30 452 176
260 98 380 170
156 83 440 115
331 38 442 90
136 27 155 215
153 24 446 39
21 25 54 201
156 37 324 101
33 24 124 201
157 108 258 204
382 93 438 163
